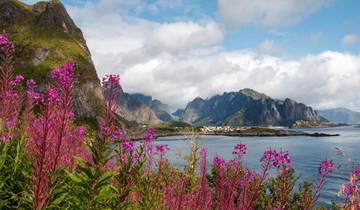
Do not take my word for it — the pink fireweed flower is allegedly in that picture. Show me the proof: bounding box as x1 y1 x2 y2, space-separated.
144 128 155 143
100 124 110 134
66 112 75 119
114 128 123 136
102 74 121 100
26 79 36 87
5 118 15 128
26 90 42 101
233 143 247 155
1 132 11 144
353 165 360 179
260 148 292 171
0 33 14 49
102 74 120 87
261 147 274 162
213 155 226 167
15 74 24 83
47 88 59 100
0 33 10 45
51 62 78 87
75 126 86 137
111 128 124 140
3 91 18 99
273 150 292 167
155 144 170 154
318 159 334 176
122 140 135 154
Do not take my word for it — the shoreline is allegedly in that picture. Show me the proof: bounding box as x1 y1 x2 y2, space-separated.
128 129 340 141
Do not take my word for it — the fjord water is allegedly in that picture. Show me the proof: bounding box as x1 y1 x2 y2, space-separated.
157 126 360 206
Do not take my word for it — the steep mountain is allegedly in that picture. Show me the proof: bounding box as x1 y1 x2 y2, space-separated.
0 0 103 117
181 88 326 126
114 88 161 125
131 93 173 122
172 109 185 118
318 108 360 124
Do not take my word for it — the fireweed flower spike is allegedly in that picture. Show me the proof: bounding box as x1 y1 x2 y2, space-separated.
100 74 122 142
0 33 21 140
306 159 335 210
26 61 87 209
213 154 226 167
144 128 156 170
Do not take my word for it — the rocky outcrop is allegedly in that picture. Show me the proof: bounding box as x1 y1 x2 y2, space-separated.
131 94 173 122
181 88 327 126
114 88 161 125
0 0 103 117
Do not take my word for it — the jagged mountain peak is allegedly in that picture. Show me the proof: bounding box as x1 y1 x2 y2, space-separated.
181 88 326 126
239 88 270 100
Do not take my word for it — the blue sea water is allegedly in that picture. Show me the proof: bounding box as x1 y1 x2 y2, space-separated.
156 126 360 207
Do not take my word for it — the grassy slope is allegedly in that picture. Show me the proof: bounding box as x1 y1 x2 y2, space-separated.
1 0 98 84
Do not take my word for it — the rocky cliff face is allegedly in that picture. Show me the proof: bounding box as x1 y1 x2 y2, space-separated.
0 0 103 117
114 88 161 125
181 88 326 126
131 94 173 122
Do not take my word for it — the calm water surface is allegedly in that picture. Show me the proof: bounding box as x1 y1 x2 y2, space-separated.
156 126 360 206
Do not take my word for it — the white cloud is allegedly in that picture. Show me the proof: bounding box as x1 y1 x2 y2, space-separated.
342 34 360 45
65 0 360 112
218 0 330 28
148 21 223 53
257 40 282 54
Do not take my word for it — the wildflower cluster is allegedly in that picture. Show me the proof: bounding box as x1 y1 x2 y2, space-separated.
233 143 247 156
261 148 292 172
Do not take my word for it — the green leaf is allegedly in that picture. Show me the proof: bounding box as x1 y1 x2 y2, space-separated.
67 173 83 184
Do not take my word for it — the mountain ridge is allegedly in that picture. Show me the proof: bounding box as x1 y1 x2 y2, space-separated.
178 88 326 126
318 108 360 124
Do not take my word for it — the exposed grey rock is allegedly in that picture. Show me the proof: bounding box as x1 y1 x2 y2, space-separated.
131 93 173 122
181 89 326 126
32 48 50 65
111 87 162 125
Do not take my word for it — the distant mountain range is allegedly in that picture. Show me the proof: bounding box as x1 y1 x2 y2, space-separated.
318 108 360 124
175 88 326 126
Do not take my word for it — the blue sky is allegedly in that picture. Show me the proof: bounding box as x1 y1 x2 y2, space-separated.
22 0 360 111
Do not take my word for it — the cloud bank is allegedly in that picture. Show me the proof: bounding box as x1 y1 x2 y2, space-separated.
65 0 360 112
